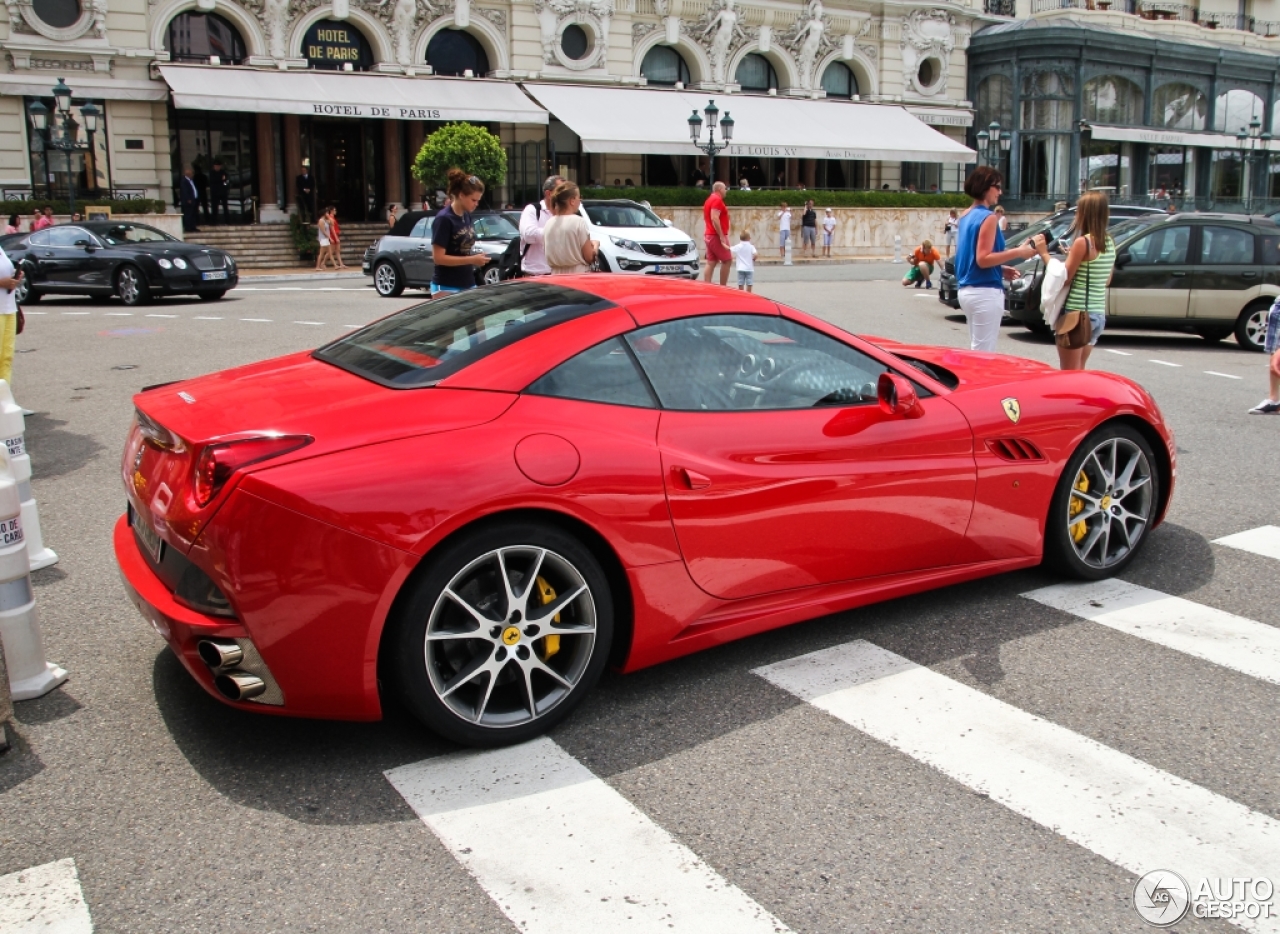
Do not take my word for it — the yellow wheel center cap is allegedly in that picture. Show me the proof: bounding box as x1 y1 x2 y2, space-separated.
1100 494 1112 510
502 626 522 646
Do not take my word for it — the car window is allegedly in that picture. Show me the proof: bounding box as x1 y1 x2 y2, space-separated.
623 314 907 411
526 337 655 408
1200 226 1256 265
313 282 615 388
583 203 666 228
1262 235 1280 265
473 215 518 240
48 227 92 247
409 217 432 239
27 230 49 247
1124 226 1189 265
98 224 173 245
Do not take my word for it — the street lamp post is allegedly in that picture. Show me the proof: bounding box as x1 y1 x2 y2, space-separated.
687 99 735 189
1235 115 1270 212
27 78 100 216
974 119 1011 170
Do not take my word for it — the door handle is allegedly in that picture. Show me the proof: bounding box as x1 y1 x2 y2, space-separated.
1171 271 1186 277
672 467 711 490
1241 271 1258 278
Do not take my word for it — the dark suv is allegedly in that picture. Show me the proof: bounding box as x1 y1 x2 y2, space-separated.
363 210 519 297
1006 213 1280 351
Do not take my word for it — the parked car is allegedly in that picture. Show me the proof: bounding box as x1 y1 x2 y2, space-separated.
937 205 1165 309
9 221 237 306
1006 213 1280 350
580 199 699 278
363 209 519 297
116 276 1173 747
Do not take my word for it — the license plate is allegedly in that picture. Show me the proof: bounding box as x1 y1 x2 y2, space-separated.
201 270 228 281
130 504 164 563
654 264 687 274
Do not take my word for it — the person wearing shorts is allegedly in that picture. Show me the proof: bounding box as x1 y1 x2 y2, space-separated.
730 231 757 292
778 203 792 258
943 209 959 257
1248 298 1280 414
801 200 817 257
703 181 732 286
822 208 836 257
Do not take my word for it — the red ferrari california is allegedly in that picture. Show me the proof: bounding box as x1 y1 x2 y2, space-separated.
116 277 1174 746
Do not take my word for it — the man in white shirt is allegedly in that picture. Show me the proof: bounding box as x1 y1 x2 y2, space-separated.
519 175 564 276
777 202 792 259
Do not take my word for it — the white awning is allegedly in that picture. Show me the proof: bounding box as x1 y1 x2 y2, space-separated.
157 65 547 124
1089 123 1280 152
0 74 168 102
522 84 975 163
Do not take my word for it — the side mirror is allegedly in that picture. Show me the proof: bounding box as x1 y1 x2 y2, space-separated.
1115 249 1132 269
877 372 924 419
75 239 95 251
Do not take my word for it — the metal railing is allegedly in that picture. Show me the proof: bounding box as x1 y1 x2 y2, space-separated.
1031 0 1280 35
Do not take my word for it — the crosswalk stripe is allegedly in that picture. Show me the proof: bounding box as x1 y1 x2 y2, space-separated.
1023 579 1280 687
755 640 1280 934
1214 526 1280 562
386 736 792 934
0 858 93 932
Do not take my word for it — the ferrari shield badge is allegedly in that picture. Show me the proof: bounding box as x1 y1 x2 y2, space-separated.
1001 398 1021 423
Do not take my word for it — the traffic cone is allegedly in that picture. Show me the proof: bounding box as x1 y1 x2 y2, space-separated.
0 381 57 570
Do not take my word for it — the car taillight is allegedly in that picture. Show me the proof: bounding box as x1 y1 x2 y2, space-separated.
193 435 312 507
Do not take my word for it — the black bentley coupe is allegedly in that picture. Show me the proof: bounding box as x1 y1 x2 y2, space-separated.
8 221 237 307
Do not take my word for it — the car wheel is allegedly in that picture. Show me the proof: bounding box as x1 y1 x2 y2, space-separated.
1235 302 1272 352
481 263 502 286
116 265 150 306
14 269 39 305
1197 326 1232 343
390 521 613 747
198 291 227 302
374 261 404 297
1044 423 1158 581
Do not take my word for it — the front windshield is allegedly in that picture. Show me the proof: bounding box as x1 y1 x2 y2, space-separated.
583 202 666 228
98 224 175 245
473 214 518 240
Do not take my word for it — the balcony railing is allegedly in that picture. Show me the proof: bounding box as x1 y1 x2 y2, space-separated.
1031 0 1280 35
984 0 1017 15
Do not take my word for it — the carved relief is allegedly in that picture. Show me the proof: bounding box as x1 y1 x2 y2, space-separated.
900 9 954 96
533 0 613 69
857 43 877 62
476 7 505 38
698 0 746 86
632 20 658 45
781 0 834 90
5 0 35 34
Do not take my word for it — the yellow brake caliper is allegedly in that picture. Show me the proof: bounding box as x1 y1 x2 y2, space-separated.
1069 471 1089 543
535 576 561 660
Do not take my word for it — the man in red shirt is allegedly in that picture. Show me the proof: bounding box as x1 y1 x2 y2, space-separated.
703 181 732 286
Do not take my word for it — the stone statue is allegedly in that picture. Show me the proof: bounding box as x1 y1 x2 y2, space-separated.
702 0 743 86
792 0 826 90
534 0 559 64
90 0 108 38
378 0 417 65
260 0 291 58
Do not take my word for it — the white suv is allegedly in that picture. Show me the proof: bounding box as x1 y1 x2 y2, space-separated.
580 199 699 278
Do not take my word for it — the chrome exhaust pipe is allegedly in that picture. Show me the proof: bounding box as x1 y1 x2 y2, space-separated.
198 639 243 669
214 670 266 701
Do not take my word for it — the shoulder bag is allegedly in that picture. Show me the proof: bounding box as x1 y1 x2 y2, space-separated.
1055 252 1093 349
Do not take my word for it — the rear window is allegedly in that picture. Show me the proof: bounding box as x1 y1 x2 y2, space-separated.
313 282 614 388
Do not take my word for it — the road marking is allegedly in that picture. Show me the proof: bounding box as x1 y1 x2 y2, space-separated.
1024 579 1280 687
386 737 793 934
145 313 177 318
60 311 90 316
1149 359 1182 367
293 320 324 326
193 316 223 320
1104 349 1132 356
343 324 361 328
1205 370 1243 380
755 640 1280 934
104 312 133 316
1214 526 1280 562
239 318 273 322
0 858 94 933
23 311 46 315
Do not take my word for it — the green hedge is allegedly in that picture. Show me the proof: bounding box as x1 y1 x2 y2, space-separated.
583 186 969 208
0 198 168 216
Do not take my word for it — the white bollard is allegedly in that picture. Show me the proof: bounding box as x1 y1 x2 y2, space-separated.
783 232 794 267
0 382 56 570
0 453 66 700
893 235 903 263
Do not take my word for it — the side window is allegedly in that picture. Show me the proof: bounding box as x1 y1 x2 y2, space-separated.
1262 235 1280 266
409 217 431 239
27 230 49 247
48 227 89 247
1125 226 1189 266
526 337 655 408
1200 226 1256 265
624 314 904 411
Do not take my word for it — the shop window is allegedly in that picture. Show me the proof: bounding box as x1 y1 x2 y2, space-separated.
303 20 373 71
975 74 1012 129
1210 150 1243 199
1082 75 1143 126
1020 70 1074 131
170 110 256 223
26 94 110 201
1020 135 1071 198
426 28 489 76
641 45 690 87
821 62 856 99
561 25 589 60
1080 141 1131 197
167 12 247 65
1148 147 1194 199
735 53 778 93
31 0 80 29
1153 83 1206 131
1213 89 1264 135
900 163 941 191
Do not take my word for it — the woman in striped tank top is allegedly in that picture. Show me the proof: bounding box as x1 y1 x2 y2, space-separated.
1036 190 1116 370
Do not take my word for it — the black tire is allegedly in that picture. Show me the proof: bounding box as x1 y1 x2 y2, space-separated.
389 521 613 747
1235 302 1272 352
1043 422 1159 580
373 260 404 297
1022 319 1052 337
14 269 39 305
198 291 227 301
115 265 151 306
1197 327 1232 343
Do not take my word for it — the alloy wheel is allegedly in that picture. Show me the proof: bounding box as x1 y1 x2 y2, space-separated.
482 264 501 286
117 267 144 305
1241 306 1269 351
424 545 597 728
1066 436 1154 570
374 262 400 297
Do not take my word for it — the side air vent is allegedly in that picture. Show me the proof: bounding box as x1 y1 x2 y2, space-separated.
988 438 1045 461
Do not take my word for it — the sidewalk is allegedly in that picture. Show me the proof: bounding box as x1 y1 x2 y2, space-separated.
236 267 366 283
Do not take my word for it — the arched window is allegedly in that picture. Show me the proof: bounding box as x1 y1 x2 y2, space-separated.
303 20 373 71
167 11 247 64
735 53 778 93
975 74 1013 129
426 29 489 76
820 62 856 98
1082 75 1143 126
1153 83 1207 131
1021 69 1074 131
640 45 690 86
1213 88 1264 134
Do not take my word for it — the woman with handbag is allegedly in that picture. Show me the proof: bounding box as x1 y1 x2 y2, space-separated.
1034 191 1115 370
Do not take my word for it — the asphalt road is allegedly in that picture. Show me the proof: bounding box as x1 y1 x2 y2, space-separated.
0 267 1276 934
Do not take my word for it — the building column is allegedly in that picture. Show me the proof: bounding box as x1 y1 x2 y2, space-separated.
406 121 425 207
802 159 816 189
282 114 301 213
785 157 799 188
256 113 286 223
384 120 404 210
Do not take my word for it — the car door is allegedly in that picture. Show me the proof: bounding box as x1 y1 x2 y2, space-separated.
42 226 98 290
1108 224 1195 320
19 230 54 288
400 216 435 284
1189 224 1261 323
625 313 978 601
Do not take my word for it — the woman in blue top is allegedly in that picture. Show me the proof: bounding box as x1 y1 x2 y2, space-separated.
954 166 1041 351
431 168 490 296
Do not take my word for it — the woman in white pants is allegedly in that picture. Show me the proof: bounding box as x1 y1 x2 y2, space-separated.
953 167 1039 351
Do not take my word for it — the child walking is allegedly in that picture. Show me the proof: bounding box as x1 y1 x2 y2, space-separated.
731 231 758 292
